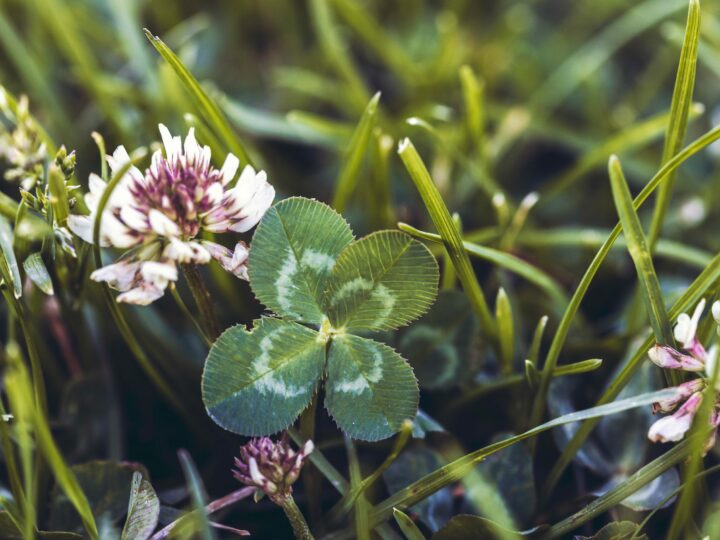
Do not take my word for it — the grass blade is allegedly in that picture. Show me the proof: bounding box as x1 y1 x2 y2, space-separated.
144 29 251 165
398 223 569 313
398 138 495 334
332 92 381 212
393 509 425 540
330 388 680 535
647 0 701 246
527 124 720 453
544 249 720 495
177 450 216 540
496 288 515 376
543 436 696 538
608 156 674 346
5 345 99 539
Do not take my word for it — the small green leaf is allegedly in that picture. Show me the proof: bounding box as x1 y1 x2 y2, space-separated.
23 252 54 295
121 472 160 540
324 231 439 331
202 318 325 436
249 197 354 324
393 508 426 540
325 334 418 441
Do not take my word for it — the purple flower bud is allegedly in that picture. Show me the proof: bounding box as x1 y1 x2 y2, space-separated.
652 379 705 414
232 434 314 503
647 345 705 372
648 391 703 443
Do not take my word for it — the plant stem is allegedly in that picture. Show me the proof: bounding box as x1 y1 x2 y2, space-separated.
181 263 221 342
169 284 212 347
281 496 315 540
150 487 254 539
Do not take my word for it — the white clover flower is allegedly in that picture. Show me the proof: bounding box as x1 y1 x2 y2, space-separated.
68 124 274 305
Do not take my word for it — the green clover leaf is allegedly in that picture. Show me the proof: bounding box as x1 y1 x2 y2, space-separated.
202 197 439 440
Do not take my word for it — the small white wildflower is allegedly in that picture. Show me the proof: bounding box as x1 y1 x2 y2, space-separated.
674 298 706 350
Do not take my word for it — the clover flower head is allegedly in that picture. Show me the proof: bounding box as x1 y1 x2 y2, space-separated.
232 434 314 503
67 124 274 305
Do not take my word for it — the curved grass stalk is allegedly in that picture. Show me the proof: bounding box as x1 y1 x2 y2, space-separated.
90 153 188 416
543 248 720 495
530 124 720 466
398 223 569 313
516 228 713 269
325 388 679 538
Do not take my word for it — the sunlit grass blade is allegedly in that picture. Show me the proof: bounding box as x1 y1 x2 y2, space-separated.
398 139 495 334
496 288 514 376
144 29 251 165
648 0 701 246
5 344 99 540
459 65 486 162
23 253 53 295
527 124 720 450
332 92 381 212
608 156 674 345
398 223 569 313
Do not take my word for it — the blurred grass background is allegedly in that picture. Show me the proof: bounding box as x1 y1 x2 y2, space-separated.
2 0 720 537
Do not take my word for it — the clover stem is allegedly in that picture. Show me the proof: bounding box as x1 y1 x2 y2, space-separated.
181 264 221 341
169 283 213 347
280 495 315 540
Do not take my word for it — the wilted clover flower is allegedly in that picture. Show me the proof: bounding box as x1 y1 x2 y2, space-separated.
0 92 47 190
68 124 274 305
233 434 314 503
647 299 720 454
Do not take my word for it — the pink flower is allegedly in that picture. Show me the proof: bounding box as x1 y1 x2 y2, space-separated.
648 392 703 443
233 434 314 503
652 378 705 414
68 124 274 304
647 345 705 372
